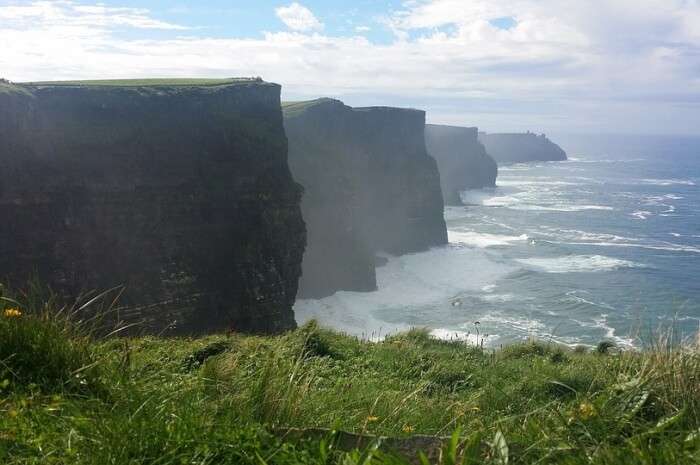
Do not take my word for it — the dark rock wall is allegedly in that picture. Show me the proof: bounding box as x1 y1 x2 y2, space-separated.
425 124 497 205
284 99 447 298
479 132 567 164
0 81 305 334
284 99 376 298
358 107 447 255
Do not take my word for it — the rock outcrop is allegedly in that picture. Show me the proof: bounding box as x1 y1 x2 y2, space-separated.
0 79 305 334
284 99 447 298
425 124 497 205
479 132 567 164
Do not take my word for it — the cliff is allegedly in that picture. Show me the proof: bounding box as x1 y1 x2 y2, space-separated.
357 106 447 255
425 124 497 205
0 79 306 334
478 132 567 164
283 99 376 298
283 99 446 298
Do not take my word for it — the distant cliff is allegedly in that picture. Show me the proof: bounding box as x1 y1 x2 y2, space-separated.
357 106 447 255
284 99 447 298
425 124 497 205
479 132 567 164
283 99 376 298
0 79 305 334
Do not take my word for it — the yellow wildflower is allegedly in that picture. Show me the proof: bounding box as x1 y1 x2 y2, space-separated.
3 308 22 318
366 416 379 422
402 424 414 434
578 402 596 420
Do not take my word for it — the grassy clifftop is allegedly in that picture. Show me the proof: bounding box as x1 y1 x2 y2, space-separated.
19 77 266 87
1 291 699 464
0 81 31 96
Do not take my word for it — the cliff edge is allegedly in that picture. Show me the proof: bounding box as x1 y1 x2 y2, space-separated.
479 132 567 164
0 79 306 334
425 124 497 205
284 99 447 298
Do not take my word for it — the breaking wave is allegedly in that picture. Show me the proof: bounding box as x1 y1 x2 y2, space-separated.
516 255 645 273
640 178 696 186
448 230 529 248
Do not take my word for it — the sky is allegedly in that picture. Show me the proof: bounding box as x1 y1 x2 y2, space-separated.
1 0 699 135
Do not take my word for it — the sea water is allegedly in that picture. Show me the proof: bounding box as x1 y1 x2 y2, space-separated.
295 134 700 348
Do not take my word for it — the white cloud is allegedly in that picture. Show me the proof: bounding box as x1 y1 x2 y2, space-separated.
0 1 186 30
1 0 699 135
355 26 371 33
275 2 323 32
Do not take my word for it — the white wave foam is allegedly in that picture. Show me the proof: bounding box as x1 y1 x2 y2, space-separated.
642 195 679 216
592 315 637 348
571 315 636 348
458 190 504 206
631 210 653 220
565 291 617 310
481 195 521 207
514 204 613 212
552 240 700 255
640 178 696 186
443 206 471 221
498 165 533 171
543 228 639 243
535 228 700 255
477 314 546 333
471 193 613 213
430 328 495 346
497 179 581 187
294 246 514 337
516 255 645 273
480 293 516 303
448 230 529 248
572 158 646 164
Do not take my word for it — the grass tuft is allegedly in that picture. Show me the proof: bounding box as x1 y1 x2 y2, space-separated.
1 287 699 464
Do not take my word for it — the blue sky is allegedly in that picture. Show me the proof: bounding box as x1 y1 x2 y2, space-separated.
1 0 699 135
86 0 401 42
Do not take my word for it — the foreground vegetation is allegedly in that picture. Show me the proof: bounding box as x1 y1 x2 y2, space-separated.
1 288 699 464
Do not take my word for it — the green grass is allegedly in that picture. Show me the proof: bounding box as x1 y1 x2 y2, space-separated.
18 78 265 87
282 98 340 118
1 289 699 464
0 81 32 96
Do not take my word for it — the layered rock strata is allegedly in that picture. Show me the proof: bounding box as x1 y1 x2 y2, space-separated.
0 79 306 334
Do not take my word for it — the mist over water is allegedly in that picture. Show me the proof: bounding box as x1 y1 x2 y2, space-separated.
295 135 700 348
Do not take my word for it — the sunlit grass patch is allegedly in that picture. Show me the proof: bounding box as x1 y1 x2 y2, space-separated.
1 285 699 465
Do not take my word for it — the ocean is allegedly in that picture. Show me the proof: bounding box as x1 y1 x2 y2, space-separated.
294 134 700 348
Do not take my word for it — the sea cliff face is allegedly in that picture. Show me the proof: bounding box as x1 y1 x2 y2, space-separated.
479 132 567 164
0 80 306 334
283 99 376 299
425 124 497 205
284 99 447 298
